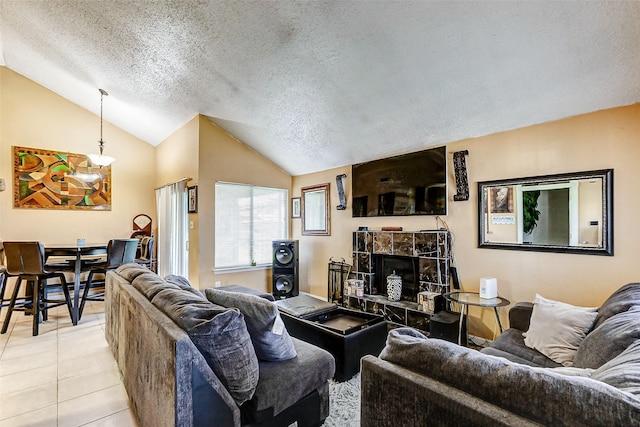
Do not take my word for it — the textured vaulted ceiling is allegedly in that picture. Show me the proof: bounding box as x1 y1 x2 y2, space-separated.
1 1 639 175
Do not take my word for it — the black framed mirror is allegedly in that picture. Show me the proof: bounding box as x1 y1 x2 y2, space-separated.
478 169 613 255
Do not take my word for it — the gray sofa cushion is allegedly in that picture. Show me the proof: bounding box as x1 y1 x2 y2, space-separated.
164 274 205 298
152 288 226 327
508 302 533 332
592 340 640 396
380 328 640 426
241 337 335 420
594 282 640 329
132 273 181 300
483 328 561 368
481 344 560 368
575 307 640 369
206 289 297 361
152 287 260 405
115 263 150 282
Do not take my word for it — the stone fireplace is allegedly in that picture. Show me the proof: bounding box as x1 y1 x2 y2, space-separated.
352 229 451 301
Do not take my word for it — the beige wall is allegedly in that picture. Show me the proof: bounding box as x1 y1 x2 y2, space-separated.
154 115 200 283
113 111 291 291
0 67 156 244
197 116 291 291
293 104 640 338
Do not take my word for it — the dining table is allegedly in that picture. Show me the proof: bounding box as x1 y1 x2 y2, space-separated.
45 243 108 325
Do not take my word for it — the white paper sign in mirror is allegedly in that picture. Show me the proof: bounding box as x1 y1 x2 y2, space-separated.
302 183 330 236
478 169 613 255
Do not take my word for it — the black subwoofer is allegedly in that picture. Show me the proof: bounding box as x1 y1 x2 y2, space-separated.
272 240 299 299
430 311 467 346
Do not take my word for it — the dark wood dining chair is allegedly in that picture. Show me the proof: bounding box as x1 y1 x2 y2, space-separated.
135 236 155 270
0 243 27 320
79 238 138 319
0 241 73 336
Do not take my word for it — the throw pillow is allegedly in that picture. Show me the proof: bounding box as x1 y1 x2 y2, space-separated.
523 294 597 367
574 306 640 369
152 288 260 405
205 288 297 362
592 340 640 397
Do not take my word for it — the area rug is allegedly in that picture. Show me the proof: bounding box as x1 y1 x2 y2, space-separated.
322 373 361 426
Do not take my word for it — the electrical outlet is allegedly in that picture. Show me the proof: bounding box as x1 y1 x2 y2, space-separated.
215 281 221 288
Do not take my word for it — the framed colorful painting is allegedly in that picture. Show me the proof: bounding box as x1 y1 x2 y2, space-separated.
13 146 112 210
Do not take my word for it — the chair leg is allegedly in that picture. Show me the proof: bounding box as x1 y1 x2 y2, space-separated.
0 272 7 320
41 279 48 322
32 280 40 336
1 278 22 334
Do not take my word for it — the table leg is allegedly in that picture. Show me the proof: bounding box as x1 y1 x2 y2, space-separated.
457 305 465 346
494 306 503 333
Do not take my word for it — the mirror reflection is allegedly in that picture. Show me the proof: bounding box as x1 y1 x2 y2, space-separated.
478 169 613 255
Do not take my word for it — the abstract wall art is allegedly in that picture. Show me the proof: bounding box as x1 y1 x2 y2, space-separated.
13 146 111 210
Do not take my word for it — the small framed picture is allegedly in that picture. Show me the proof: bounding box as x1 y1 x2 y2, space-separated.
188 186 198 213
292 197 301 219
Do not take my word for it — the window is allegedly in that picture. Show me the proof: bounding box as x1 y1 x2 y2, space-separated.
215 182 288 270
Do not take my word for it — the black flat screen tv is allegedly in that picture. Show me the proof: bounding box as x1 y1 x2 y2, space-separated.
352 146 446 217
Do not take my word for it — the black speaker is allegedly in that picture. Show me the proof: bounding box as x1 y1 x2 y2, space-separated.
272 240 299 299
430 311 467 346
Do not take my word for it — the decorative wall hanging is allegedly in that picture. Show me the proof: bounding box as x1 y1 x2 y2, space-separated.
336 173 347 210
453 150 469 201
13 146 111 210
188 185 198 213
291 197 301 219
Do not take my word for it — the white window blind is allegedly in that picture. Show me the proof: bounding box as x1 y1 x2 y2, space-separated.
215 182 288 269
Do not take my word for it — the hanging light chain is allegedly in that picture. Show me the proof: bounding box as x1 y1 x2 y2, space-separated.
99 89 109 156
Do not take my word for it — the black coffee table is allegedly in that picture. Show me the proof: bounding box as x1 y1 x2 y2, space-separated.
276 294 388 382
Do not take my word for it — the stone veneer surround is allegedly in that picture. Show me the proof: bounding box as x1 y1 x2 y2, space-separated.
352 229 451 298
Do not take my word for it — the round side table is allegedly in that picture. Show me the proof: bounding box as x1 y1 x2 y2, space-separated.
443 292 511 346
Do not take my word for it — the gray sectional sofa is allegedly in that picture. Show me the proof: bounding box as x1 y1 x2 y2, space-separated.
105 263 335 427
361 283 640 426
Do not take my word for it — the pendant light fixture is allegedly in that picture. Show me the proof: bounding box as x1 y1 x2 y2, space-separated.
88 88 115 167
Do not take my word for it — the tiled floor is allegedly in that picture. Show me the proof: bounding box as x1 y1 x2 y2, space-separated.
0 300 138 426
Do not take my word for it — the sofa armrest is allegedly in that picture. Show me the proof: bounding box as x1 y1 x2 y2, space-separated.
361 355 539 427
509 302 533 331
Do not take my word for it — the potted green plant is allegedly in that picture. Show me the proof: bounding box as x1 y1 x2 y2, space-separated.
523 190 541 234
